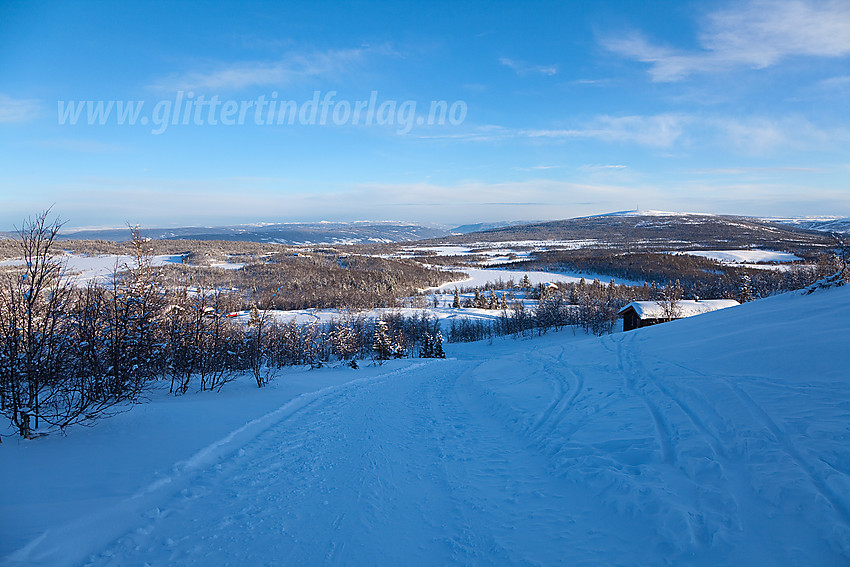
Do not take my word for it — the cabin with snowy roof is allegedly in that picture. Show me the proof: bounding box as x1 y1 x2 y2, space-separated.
618 299 740 331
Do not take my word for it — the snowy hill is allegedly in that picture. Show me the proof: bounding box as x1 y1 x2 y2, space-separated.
449 220 537 234
766 216 850 235
590 208 715 218
434 212 833 253
2 286 849 565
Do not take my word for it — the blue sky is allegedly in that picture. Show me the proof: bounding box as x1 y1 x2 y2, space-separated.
1 0 849 230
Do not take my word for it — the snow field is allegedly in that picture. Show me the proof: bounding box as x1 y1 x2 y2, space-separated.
0 253 184 287
672 249 802 264
2 285 849 565
431 267 639 293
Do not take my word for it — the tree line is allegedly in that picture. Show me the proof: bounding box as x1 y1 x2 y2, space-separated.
446 277 635 341
490 249 839 302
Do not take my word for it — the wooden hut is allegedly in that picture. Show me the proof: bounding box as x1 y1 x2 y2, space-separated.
618 299 740 331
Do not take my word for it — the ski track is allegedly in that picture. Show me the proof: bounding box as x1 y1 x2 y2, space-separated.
608 331 850 564
664 351 850 529
617 335 677 466
525 346 581 438
5 362 438 567
725 379 850 526
72 355 669 567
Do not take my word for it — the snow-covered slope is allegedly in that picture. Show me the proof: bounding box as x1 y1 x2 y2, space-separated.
437 212 833 252
592 209 715 218
766 216 850 234
2 286 849 565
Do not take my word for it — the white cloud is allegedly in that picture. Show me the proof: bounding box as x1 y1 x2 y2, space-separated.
603 0 850 81
816 75 850 91
34 138 124 153
416 115 687 147
512 165 563 172
571 78 614 86
580 164 628 171
0 94 41 123
414 125 511 143
688 166 824 175
151 47 370 91
499 57 558 76
711 115 847 154
414 110 843 156
520 114 688 148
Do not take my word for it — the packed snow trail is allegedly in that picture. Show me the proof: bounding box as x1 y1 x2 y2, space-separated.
4 286 850 565
80 357 665 566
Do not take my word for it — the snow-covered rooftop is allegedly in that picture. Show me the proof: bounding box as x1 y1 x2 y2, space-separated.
618 299 740 319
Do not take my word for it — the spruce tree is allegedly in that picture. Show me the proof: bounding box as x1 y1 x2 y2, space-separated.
433 332 445 358
739 274 754 302
372 320 391 360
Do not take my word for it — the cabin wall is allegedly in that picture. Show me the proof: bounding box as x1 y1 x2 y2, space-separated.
623 310 640 331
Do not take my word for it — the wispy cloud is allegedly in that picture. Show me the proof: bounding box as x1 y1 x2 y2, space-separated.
34 138 124 153
151 47 371 91
571 78 614 86
520 114 688 148
0 94 41 123
416 115 687 147
513 165 563 172
417 109 845 156
710 115 848 154
499 57 558 76
815 75 850 92
580 164 628 171
688 166 824 175
414 125 511 143
603 0 850 81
